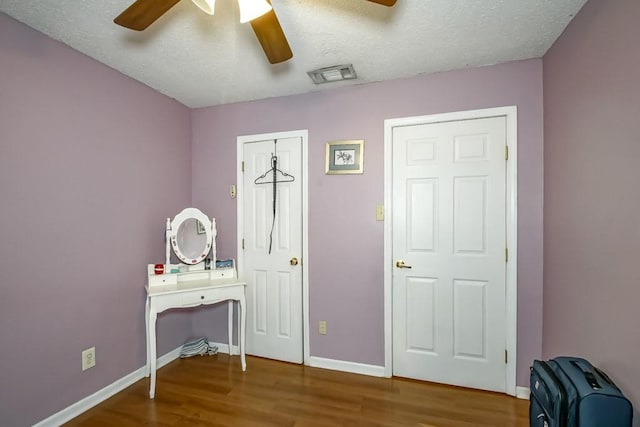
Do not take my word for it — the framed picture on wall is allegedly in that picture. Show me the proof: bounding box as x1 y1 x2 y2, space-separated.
325 140 364 174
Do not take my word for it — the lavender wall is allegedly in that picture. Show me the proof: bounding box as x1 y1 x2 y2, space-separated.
0 14 192 426
191 59 544 387
543 0 640 416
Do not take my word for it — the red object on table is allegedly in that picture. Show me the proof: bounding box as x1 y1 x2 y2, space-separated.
154 264 164 275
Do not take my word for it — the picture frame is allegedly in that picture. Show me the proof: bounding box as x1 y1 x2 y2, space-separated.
325 140 364 174
196 219 206 235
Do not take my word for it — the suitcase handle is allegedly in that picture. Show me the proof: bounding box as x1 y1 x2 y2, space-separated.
570 360 601 390
593 366 620 390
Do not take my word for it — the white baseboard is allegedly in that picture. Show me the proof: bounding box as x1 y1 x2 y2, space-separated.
35 344 528 427
214 342 240 356
157 346 182 369
308 356 385 377
310 356 531 401
516 386 530 400
33 366 147 427
33 341 239 427
33 345 180 427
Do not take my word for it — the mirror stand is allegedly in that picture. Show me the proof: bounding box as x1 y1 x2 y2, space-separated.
147 207 236 288
164 207 216 267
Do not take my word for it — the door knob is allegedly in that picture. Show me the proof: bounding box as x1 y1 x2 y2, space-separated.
290 257 299 266
396 260 412 269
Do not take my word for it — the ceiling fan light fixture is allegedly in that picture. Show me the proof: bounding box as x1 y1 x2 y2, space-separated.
238 0 273 23
191 0 215 15
307 64 358 84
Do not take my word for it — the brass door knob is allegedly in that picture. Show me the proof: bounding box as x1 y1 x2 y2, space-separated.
396 260 412 269
290 257 299 266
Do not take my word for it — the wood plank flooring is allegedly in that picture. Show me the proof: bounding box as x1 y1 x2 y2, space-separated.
65 354 528 426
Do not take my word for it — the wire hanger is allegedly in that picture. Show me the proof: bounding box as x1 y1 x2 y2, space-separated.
253 154 295 185
252 140 295 254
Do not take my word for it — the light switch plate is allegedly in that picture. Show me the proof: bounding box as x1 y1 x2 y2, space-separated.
376 204 384 221
319 320 327 335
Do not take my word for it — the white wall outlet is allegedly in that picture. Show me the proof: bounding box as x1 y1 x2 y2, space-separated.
376 204 384 221
319 320 327 335
230 184 236 199
82 347 96 371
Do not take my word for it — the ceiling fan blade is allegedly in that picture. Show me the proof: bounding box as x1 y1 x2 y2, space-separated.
114 0 181 31
250 7 293 64
366 0 397 6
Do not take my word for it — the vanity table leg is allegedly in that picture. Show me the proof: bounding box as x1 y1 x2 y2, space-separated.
148 308 158 399
239 294 246 371
144 297 150 377
227 300 233 355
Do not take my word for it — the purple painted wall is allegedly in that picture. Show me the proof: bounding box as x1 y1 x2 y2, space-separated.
0 10 548 425
0 14 192 426
191 59 544 387
543 0 640 416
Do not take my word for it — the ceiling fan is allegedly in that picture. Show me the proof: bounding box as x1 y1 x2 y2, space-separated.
114 0 397 64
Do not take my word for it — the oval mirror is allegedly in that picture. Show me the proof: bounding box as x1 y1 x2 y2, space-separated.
169 208 214 265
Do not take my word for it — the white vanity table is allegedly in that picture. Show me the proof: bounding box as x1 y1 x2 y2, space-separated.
144 208 246 399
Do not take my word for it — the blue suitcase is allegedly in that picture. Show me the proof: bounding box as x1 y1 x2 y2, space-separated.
530 356 633 427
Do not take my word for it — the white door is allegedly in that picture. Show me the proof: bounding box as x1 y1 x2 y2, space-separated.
240 136 304 364
392 116 507 392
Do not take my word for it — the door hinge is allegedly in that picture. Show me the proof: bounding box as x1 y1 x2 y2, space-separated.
505 350 508 364
505 146 509 160
242 238 245 250
505 248 509 262
241 161 245 172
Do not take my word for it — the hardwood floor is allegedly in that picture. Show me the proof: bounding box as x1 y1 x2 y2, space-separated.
65 354 529 426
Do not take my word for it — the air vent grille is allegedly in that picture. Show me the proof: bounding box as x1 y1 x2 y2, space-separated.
307 64 357 84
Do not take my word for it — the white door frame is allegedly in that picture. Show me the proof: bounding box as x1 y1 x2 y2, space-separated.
236 129 310 365
383 107 518 396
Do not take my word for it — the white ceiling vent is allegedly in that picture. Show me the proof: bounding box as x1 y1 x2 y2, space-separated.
307 64 357 84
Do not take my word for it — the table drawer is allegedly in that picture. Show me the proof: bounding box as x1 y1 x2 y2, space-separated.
181 288 225 306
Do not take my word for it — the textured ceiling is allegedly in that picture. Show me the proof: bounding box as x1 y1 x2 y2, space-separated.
0 0 588 108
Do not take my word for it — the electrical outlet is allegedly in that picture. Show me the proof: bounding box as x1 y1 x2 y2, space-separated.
82 347 96 371
319 320 327 335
